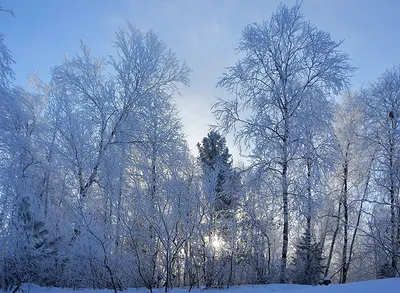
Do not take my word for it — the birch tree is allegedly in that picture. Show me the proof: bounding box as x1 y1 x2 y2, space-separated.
363 66 400 277
213 3 354 283
48 23 190 200
322 93 374 283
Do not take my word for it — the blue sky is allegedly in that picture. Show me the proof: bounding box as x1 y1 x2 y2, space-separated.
1 0 400 159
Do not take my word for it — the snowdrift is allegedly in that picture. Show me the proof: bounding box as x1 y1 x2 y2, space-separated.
18 278 400 293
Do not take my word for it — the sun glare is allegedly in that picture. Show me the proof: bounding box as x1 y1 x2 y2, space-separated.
212 236 222 249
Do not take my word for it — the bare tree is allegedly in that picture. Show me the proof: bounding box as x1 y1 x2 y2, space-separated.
362 66 400 277
213 3 354 283
49 23 190 200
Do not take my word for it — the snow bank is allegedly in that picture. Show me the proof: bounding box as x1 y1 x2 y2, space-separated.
19 278 400 293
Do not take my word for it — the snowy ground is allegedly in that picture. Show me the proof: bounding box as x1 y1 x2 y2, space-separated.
18 278 400 293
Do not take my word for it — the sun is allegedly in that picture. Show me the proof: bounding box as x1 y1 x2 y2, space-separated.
211 236 222 249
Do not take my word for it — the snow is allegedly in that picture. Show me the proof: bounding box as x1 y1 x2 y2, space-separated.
19 278 400 293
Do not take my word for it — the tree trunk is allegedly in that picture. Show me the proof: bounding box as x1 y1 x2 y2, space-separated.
305 157 312 284
340 144 349 284
346 157 372 276
388 111 399 275
165 248 170 292
389 116 398 275
279 134 289 283
390 158 398 275
324 190 342 278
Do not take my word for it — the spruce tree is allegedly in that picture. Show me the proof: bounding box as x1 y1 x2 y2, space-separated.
291 232 324 285
197 131 240 287
197 131 238 218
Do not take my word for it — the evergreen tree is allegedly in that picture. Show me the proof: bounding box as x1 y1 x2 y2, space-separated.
291 232 324 285
197 131 238 217
197 131 240 287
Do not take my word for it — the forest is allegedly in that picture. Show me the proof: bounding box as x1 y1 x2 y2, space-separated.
0 3 399 293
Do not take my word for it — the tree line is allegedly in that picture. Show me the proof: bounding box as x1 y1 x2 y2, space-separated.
0 3 399 292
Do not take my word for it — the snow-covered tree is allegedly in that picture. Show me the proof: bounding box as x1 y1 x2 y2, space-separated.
362 66 400 277
197 131 239 219
0 22 192 291
197 131 241 288
291 232 324 285
213 3 354 283
5 2 400 289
